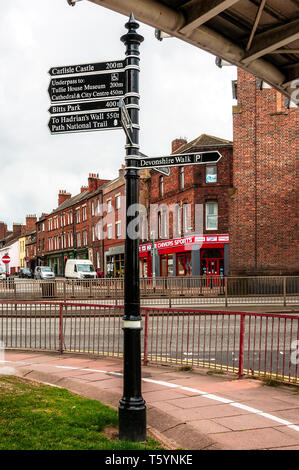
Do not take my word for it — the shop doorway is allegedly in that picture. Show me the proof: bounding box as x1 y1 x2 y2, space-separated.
176 253 192 276
201 249 224 286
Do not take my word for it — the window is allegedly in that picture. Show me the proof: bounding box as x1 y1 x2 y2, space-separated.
206 202 218 230
96 221 102 240
42 223 45 232
91 201 95 216
82 205 87 221
175 205 181 237
68 232 73 247
83 230 87 246
97 199 102 216
107 199 112 213
76 209 80 224
180 167 184 189
92 226 95 242
115 195 121 210
159 176 164 197
107 224 112 239
77 232 81 247
206 165 217 183
116 221 121 238
183 204 190 233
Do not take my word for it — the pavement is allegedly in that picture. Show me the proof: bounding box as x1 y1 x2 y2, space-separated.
1 350 299 450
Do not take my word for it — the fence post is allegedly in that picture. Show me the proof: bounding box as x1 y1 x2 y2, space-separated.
63 280 66 302
169 280 172 308
143 309 149 366
115 280 118 306
238 313 245 378
225 277 228 307
59 303 63 354
283 276 286 307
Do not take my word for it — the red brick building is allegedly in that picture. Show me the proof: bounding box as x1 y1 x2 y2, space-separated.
230 69 298 275
139 134 233 278
36 174 110 276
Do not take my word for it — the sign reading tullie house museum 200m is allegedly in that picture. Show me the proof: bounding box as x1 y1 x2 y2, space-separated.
48 60 125 135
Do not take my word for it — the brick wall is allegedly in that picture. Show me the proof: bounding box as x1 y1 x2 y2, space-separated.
230 69 298 275
149 145 233 240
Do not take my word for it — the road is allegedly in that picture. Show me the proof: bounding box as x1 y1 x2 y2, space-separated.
0 307 298 382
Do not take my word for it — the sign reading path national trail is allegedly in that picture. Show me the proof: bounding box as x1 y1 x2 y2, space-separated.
48 59 125 135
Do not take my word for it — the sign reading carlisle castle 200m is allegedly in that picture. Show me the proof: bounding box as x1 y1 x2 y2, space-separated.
47 60 125 135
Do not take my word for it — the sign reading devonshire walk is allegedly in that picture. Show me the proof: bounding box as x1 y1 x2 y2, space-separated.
48 59 125 135
139 151 222 169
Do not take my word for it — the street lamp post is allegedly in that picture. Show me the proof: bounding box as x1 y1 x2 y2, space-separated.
118 14 146 442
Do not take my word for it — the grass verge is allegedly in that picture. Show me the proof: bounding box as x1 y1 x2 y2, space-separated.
0 376 162 450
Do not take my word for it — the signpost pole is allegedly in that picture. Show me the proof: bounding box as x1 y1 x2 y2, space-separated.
118 14 146 442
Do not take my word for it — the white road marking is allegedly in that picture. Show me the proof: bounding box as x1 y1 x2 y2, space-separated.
3 358 299 434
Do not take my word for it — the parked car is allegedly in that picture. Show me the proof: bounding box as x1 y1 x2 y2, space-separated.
19 267 33 279
65 259 97 279
34 266 55 280
0 266 6 280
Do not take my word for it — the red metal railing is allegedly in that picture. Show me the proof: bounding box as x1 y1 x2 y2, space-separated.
0 300 298 384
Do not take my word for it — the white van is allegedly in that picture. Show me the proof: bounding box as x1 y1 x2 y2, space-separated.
64 259 97 279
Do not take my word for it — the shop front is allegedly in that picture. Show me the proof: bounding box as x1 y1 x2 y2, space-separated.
139 234 229 278
105 245 125 278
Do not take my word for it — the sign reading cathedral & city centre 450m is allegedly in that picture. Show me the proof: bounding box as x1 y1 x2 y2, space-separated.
47 59 125 135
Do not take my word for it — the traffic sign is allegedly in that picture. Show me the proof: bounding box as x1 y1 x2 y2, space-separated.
48 98 120 115
119 98 133 143
48 110 122 135
48 71 125 103
138 151 222 169
48 59 125 76
2 255 10 264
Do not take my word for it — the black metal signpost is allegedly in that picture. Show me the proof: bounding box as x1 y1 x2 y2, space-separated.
47 13 223 443
118 13 146 443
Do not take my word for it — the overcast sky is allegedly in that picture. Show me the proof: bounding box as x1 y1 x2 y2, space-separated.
0 0 236 229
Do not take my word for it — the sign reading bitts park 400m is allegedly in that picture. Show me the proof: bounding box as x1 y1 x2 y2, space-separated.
47 59 125 135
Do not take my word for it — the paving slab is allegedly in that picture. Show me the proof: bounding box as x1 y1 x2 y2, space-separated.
209 428 299 450
2 349 299 451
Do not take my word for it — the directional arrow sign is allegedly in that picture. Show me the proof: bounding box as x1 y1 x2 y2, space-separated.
119 98 133 143
48 110 122 135
48 71 125 103
48 59 125 76
138 151 222 169
48 98 120 115
138 151 170 176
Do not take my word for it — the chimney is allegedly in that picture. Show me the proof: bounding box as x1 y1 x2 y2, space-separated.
119 166 125 178
81 186 88 193
0 222 7 240
12 223 23 237
88 173 99 192
172 138 187 153
58 190 72 206
26 214 37 231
